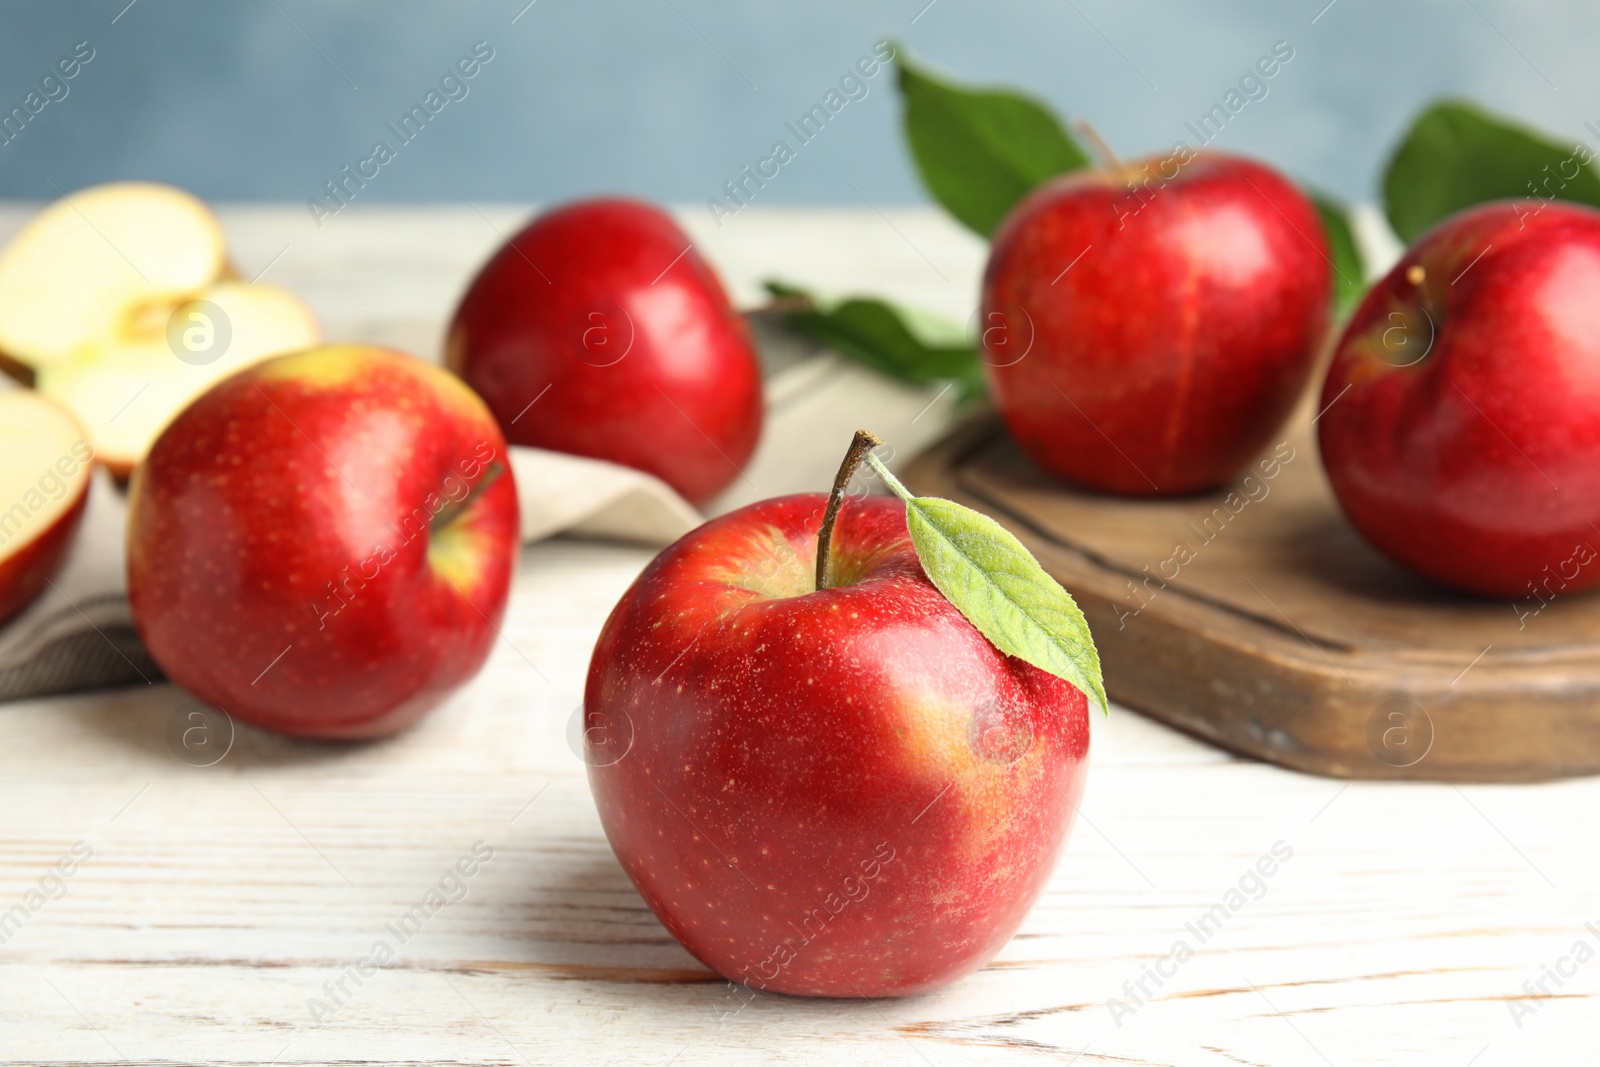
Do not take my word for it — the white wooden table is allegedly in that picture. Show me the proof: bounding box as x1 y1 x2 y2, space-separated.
1 206 1593 1066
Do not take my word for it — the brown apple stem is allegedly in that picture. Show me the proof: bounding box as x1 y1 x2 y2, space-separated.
0 349 35 388
815 429 883 591
429 461 505 535
1074 119 1126 172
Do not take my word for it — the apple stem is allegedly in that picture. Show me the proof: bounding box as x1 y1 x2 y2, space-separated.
1074 120 1126 173
430 461 505 534
864 452 912 502
0 348 35 388
815 429 884 591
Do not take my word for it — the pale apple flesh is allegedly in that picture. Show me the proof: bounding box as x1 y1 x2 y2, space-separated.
37 281 321 476
0 181 321 474
0 182 225 367
585 494 1090 997
127 345 520 739
0 391 94 625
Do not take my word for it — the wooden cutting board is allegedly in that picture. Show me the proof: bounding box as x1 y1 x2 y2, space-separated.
901 413 1600 782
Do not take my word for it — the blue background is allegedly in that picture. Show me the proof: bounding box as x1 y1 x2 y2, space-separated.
0 0 1595 207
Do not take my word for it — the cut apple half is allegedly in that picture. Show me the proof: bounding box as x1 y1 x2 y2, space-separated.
0 181 323 474
36 281 322 476
0 390 94 626
0 182 227 368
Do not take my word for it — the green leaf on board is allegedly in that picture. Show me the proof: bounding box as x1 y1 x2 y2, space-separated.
895 44 1090 237
764 281 985 399
1383 99 1600 243
866 453 1108 713
1310 191 1365 317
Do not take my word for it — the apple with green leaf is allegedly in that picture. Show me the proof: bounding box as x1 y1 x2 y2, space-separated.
584 430 1101 996
127 345 519 739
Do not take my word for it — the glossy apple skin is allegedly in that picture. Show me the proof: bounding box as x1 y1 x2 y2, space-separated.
982 153 1330 495
127 345 520 739
585 494 1089 997
0 486 88 627
1319 201 1600 597
446 198 763 508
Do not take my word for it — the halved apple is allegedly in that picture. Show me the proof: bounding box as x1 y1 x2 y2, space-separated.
36 281 321 474
0 182 226 368
0 390 94 626
0 181 320 474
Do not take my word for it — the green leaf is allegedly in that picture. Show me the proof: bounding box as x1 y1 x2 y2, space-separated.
1383 99 1600 244
1310 191 1365 318
895 44 1090 237
764 281 985 399
866 453 1107 713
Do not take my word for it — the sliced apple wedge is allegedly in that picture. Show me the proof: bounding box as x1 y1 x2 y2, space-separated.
0 390 94 626
37 281 321 475
0 182 226 369
0 182 322 474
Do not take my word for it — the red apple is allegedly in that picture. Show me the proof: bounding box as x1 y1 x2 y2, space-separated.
1318 200 1600 598
981 151 1331 494
127 345 520 739
0 391 94 625
446 198 763 508
584 492 1090 996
